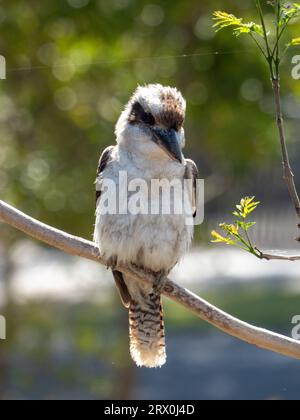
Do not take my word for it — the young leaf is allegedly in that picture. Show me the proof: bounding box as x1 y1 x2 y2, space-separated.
219 223 239 236
289 37 300 46
236 196 260 218
212 11 242 30
279 2 300 27
211 230 236 245
213 11 264 37
211 197 261 257
245 222 256 229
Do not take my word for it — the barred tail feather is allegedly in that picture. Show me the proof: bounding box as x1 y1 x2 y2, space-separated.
129 293 166 368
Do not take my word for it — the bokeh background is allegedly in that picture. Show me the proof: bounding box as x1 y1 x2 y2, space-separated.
0 0 300 400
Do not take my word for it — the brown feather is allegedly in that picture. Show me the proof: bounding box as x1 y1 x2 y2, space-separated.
112 270 131 309
184 159 199 218
96 145 114 205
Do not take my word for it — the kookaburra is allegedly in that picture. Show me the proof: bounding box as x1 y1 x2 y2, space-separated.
94 84 198 368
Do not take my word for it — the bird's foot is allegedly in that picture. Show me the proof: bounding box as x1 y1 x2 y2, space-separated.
106 256 118 270
153 269 167 294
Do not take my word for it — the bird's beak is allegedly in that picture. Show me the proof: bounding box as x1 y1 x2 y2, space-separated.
151 128 183 164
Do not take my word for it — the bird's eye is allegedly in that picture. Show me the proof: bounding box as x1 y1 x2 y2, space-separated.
141 111 155 126
130 102 155 126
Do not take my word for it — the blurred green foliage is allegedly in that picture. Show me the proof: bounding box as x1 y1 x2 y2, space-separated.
0 0 299 239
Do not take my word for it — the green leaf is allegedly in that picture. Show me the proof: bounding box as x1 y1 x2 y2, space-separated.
289 37 300 46
211 230 236 245
279 3 300 27
213 11 243 31
211 196 260 256
235 196 260 218
219 223 239 236
245 222 256 230
213 11 264 38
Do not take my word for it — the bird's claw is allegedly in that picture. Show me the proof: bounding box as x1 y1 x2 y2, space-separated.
153 270 167 294
106 256 118 271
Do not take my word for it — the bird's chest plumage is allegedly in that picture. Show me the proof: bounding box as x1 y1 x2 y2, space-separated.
94 150 194 272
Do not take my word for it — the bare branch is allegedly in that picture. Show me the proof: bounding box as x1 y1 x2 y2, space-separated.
272 79 300 221
272 79 300 216
272 78 300 242
257 249 300 261
1 199 300 361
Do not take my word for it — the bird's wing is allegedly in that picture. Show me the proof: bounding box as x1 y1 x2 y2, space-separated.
95 145 132 308
112 271 131 309
184 158 199 218
95 145 115 206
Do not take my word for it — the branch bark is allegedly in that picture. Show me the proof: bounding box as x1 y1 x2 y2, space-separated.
1 199 300 361
258 249 300 261
272 78 300 241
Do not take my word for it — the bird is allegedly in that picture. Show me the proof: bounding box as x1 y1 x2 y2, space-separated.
94 84 198 368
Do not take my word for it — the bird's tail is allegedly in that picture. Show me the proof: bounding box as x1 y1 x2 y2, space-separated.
129 291 166 368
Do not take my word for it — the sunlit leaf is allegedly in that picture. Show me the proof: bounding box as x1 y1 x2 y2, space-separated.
245 222 256 229
235 196 260 218
211 230 235 244
213 11 243 31
213 11 264 38
279 2 300 27
211 197 260 257
219 223 239 236
289 37 300 46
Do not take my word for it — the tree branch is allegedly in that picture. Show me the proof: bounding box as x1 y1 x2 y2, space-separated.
1 199 300 361
272 78 300 221
257 249 300 261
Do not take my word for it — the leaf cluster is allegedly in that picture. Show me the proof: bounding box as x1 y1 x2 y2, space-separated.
213 1 300 78
211 197 261 257
213 11 264 37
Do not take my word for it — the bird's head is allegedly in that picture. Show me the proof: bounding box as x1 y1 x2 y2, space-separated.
116 84 186 164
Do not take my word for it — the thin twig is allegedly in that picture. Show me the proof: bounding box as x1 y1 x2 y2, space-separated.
256 248 300 261
275 0 280 77
1 199 300 360
256 0 275 78
270 1 300 241
272 79 300 220
249 33 268 60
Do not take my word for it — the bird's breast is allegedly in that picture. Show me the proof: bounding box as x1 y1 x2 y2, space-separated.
94 153 194 272
95 212 193 272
